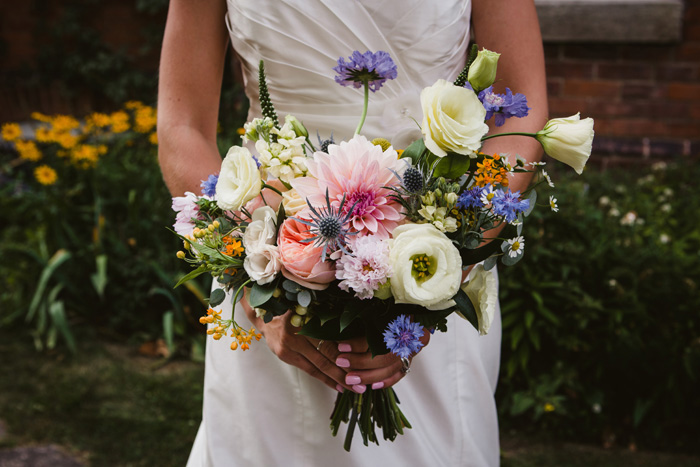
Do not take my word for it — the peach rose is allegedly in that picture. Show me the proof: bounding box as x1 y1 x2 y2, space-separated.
277 217 335 290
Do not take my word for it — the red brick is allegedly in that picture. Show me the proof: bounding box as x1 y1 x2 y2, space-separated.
677 43 700 62
545 62 595 79
543 44 561 61
621 83 667 100
548 97 588 117
598 63 654 81
667 83 700 100
608 119 668 138
686 23 700 42
650 101 691 120
685 4 700 23
563 80 620 99
656 64 700 82
547 78 561 97
663 123 700 139
586 101 653 119
563 44 619 61
689 105 700 120
619 44 675 62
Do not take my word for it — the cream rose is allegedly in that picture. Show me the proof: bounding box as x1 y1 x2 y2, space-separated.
389 223 462 309
536 113 594 175
216 145 263 211
244 244 282 285
243 206 277 249
420 79 489 158
460 265 498 335
281 188 307 216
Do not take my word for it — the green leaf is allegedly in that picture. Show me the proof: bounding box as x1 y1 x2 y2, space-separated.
400 138 426 165
483 256 498 271
525 310 535 329
48 300 76 354
340 302 362 332
174 264 208 288
27 249 72 323
432 152 471 179
163 311 175 353
297 290 311 307
90 254 108 299
511 325 524 350
460 224 515 266
209 288 226 308
524 189 537 217
453 288 479 331
249 281 276 308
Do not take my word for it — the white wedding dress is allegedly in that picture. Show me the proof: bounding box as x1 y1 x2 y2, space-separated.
188 1 502 465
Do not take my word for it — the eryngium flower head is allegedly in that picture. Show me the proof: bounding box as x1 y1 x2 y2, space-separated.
383 314 424 359
333 50 398 92
295 189 355 261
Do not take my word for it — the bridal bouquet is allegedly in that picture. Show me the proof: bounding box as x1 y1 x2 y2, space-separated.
171 46 594 450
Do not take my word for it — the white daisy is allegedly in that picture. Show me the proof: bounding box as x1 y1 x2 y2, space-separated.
541 169 555 188
528 161 546 167
506 236 525 258
480 185 496 206
549 195 559 212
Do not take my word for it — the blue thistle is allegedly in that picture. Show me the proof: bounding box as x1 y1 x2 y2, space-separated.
317 131 335 154
295 189 356 261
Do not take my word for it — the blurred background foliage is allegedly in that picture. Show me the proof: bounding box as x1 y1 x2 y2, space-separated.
0 0 699 461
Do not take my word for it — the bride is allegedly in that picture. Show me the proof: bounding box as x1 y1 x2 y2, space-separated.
158 1 547 465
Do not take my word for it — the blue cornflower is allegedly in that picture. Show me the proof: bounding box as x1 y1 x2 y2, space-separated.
477 86 530 127
383 315 425 359
457 186 486 209
491 189 530 223
333 51 398 92
200 174 219 197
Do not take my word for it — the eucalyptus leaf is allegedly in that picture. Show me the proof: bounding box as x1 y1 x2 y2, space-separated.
249 281 276 308
283 279 301 293
209 288 226 307
483 255 498 271
297 289 311 307
524 189 537 217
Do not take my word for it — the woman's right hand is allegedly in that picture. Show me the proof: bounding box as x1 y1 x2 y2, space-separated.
241 295 351 392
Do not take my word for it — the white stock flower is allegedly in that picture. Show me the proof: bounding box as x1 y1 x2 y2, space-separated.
536 113 594 175
460 265 498 335
417 205 458 233
216 146 263 211
389 223 462 309
420 79 489 158
254 122 308 184
244 244 281 284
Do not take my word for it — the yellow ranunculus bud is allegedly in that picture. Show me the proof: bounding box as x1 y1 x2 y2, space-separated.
176 251 186 259
467 49 500 92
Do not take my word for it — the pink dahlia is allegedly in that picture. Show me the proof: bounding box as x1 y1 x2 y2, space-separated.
291 135 404 238
336 235 392 299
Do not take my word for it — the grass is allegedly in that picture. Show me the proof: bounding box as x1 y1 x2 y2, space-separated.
1 326 699 466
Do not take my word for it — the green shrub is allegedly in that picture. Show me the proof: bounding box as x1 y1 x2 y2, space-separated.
497 161 700 452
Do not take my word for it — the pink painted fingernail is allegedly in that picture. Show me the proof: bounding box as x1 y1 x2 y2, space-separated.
338 343 352 352
352 384 366 394
346 375 361 385
371 382 384 390
336 384 345 393
336 357 350 368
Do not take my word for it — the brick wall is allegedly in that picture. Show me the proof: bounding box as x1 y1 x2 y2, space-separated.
545 0 700 166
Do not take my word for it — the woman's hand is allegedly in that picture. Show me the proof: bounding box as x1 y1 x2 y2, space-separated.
333 331 431 393
240 295 351 392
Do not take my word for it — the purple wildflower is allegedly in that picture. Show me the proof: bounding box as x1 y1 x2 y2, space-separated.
457 186 486 209
383 315 424 359
333 51 398 92
491 189 530 223
200 174 219 197
477 86 530 127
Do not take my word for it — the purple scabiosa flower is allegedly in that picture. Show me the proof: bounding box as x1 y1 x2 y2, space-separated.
491 189 530 223
457 186 486 209
200 174 219 197
477 86 530 127
383 314 424 359
333 51 398 92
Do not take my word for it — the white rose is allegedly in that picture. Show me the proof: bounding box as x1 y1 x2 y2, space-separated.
420 79 489 158
244 244 281 285
460 265 498 335
216 145 263 211
281 188 307 216
389 223 462 309
536 113 594 175
242 206 277 252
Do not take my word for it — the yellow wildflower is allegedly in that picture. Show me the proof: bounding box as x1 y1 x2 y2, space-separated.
55 132 79 149
30 112 51 123
149 132 158 145
15 140 42 161
222 237 244 257
51 115 80 132
70 144 100 169
35 127 52 143
134 106 157 133
1 123 21 142
86 112 111 130
124 100 144 110
34 165 58 185
544 402 555 412
110 111 130 133
236 127 245 135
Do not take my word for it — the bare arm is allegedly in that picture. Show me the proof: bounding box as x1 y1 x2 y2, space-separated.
157 0 229 197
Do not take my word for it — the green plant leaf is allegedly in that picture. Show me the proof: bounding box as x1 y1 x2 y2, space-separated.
48 300 76 354
249 281 276 308
90 254 108 299
27 249 72 323
453 288 479 331
208 288 226 308
401 138 426 165
174 265 208 288
163 311 174 354
432 152 471 179
340 302 362 332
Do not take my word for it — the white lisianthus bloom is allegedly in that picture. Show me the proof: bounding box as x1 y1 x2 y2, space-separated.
420 79 489 158
244 244 282 285
216 145 263 211
242 206 277 251
389 223 462 309
460 265 498 335
281 188 307 216
536 113 594 175
467 48 501 92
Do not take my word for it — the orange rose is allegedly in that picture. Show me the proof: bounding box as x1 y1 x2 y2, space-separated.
277 217 335 290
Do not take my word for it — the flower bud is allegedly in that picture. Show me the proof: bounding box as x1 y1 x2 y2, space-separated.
285 115 308 138
290 314 304 327
468 49 500 92
176 251 186 259
535 113 594 175
207 224 216 232
445 192 458 206
272 288 282 298
212 220 220 229
295 305 308 316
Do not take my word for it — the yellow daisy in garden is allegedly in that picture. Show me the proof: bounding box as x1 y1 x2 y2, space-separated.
86 112 111 130
70 144 100 168
34 165 58 185
30 112 51 123
15 140 42 161
55 132 79 149
149 132 158 145
134 105 157 133
1 123 22 142
110 110 130 133
124 100 144 110
35 127 52 143
51 115 80 132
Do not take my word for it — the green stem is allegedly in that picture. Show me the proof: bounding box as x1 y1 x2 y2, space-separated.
261 182 285 197
481 131 538 142
231 279 252 319
355 81 370 135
